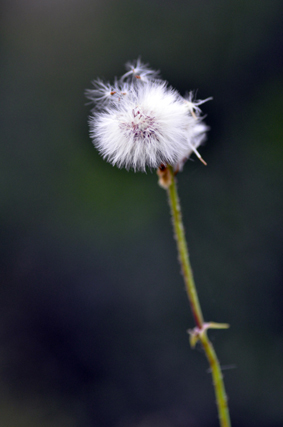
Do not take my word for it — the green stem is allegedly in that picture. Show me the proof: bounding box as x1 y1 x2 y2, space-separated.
166 165 231 427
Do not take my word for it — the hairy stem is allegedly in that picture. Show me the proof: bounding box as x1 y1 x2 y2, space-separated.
166 165 231 427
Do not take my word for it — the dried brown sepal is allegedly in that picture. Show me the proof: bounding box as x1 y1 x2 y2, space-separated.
157 164 172 189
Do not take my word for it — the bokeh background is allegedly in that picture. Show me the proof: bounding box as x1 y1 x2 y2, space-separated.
1 0 283 426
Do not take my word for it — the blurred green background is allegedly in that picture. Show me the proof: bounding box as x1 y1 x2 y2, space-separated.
1 0 283 426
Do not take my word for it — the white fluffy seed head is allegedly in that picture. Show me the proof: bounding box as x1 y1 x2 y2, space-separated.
87 60 210 172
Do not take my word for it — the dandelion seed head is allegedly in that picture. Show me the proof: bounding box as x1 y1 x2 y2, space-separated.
87 60 211 172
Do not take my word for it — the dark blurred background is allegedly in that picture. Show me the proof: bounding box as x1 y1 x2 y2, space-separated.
1 0 283 426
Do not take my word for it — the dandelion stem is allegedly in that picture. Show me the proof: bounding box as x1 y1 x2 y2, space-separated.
166 165 231 427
